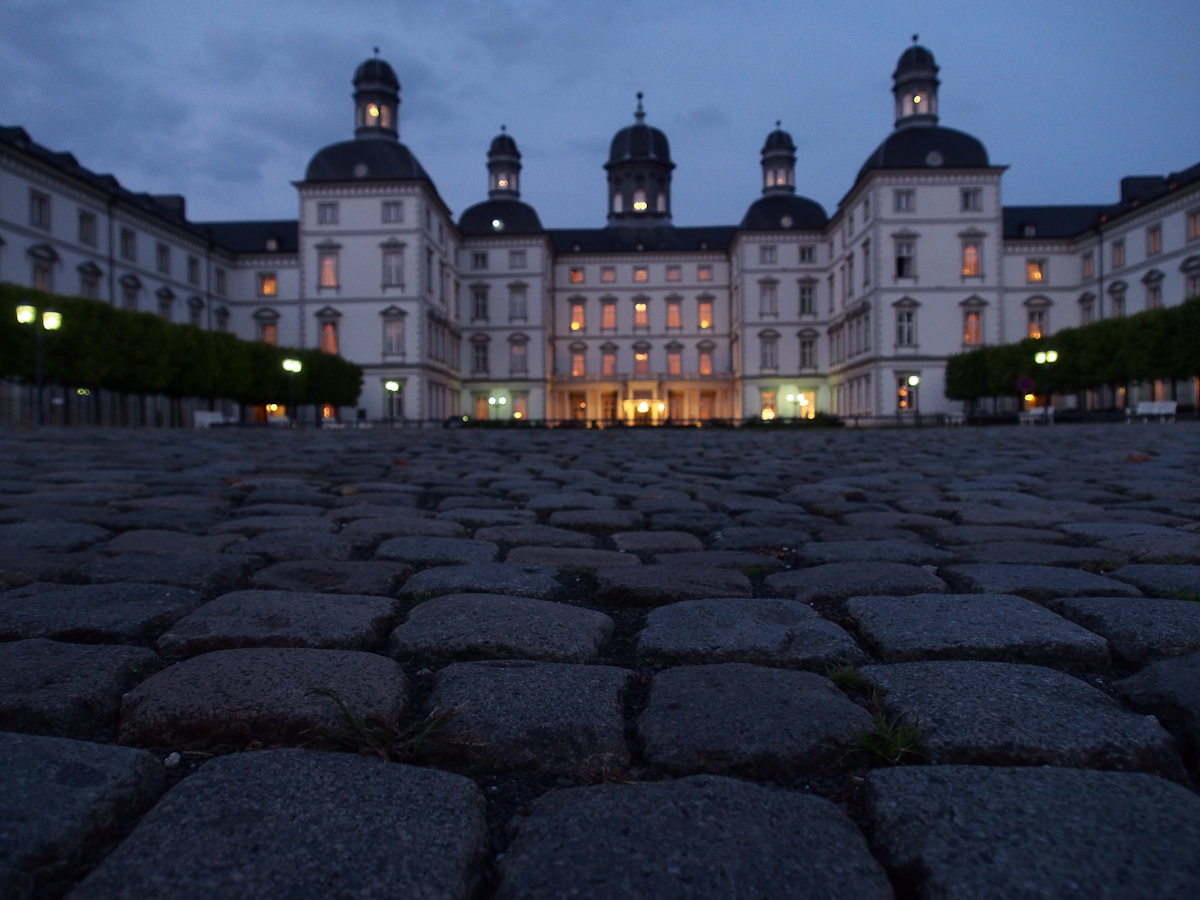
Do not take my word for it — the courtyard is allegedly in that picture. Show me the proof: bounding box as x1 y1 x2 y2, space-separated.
2 421 1200 898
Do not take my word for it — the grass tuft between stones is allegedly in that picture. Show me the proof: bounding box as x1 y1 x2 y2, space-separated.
854 706 925 765
826 663 869 693
307 687 464 762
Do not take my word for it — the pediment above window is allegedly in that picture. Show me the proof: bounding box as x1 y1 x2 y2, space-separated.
314 305 342 321
959 295 988 309
76 260 103 277
470 333 490 345
1107 280 1128 295
1078 291 1097 305
758 329 780 339
119 273 142 290
253 307 279 323
1142 268 1164 284
508 332 529 344
894 296 920 309
798 328 820 338
1180 255 1200 274
27 243 60 263
156 286 175 301
379 305 406 318
187 295 205 310
1024 295 1052 309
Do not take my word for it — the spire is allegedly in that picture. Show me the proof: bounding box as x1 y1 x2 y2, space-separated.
635 92 645 123
487 126 521 198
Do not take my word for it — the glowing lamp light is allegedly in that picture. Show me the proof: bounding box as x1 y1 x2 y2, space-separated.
42 311 62 331
16 305 36 324
267 403 278 412
76 388 90 396
570 322 581 330
488 397 497 405
913 95 922 104
907 374 921 387
497 179 508 188
462 416 469 421
785 393 795 402
761 408 775 421
384 380 400 392
799 395 809 406
367 104 380 118
513 412 522 419
1046 351 1059 363
633 200 648 211
491 219 504 231
282 358 302 373
1024 393 1036 402
1035 352 1046 364
637 400 650 414
657 402 665 412
499 397 507 405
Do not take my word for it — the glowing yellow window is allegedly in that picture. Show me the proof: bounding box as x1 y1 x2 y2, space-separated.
571 350 586 377
633 189 647 212
1028 310 1045 339
634 351 649 375
602 351 617 376
1026 260 1045 283
963 311 981 345
666 265 681 282
569 268 585 284
667 350 682 375
601 267 616 283
962 243 980 277
697 265 713 282
260 322 277 345
319 252 338 288
699 350 713 375
259 273 277 296
602 302 616 330
698 301 713 330
667 301 681 329
634 301 649 329
571 303 585 331
320 321 338 354
634 267 648 283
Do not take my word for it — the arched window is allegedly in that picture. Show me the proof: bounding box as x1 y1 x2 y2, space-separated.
612 193 623 214
656 192 667 213
633 189 647 212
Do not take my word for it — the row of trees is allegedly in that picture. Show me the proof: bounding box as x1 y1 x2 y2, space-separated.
0 283 362 407
946 298 1200 401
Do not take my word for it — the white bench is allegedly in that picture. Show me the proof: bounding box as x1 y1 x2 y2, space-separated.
1129 401 1177 423
1019 407 1054 425
192 411 227 429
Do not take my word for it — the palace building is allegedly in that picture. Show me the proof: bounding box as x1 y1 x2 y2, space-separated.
3 41 1199 423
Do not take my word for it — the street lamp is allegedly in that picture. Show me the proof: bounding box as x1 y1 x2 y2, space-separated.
384 380 400 428
15 302 62 425
907 374 921 423
1034 350 1058 424
282 358 302 426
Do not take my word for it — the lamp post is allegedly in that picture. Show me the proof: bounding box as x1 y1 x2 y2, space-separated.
384 380 400 428
15 303 62 426
907 374 921 424
1034 350 1058 424
282 358 302 426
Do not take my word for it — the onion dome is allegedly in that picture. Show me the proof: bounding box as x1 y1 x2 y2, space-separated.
605 93 675 226
740 194 828 231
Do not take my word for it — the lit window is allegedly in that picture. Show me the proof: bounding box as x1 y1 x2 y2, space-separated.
634 266 648 283
1112 239 1125 268
258 273 277 296
571 302 586 331
799 245 815 263
1147 225 1162 256
471 251 488 270
761 391 776 420
120 228 137 262
667 300 681 329
383 249 403 287
760 334 778 369
760 246 777 265
1028 309 1046 339
601 266 616 283
513 394 528 419
30 191 52 231
698 348 713 375
667 348 682 375
634 301 649 329
698 300 713 330
962 242 980 277
666 265 681 282
1026 260 1046 283
633 189 648 212
1189 210 1200 241
894 190 914 212
509 340 528 374
602 348 617 376
634 349 649 375
260 322 277 345
509 250 526 269
1082 253 1094 280
382 201 403 223
602 301 616 330
321 320 339 354
78 210 97 247
569 267 585 284
897 310 916 346
383 317 404 355
317 202 338 225
319 251 338 288
963 311 981 345
471 286 489 321
571 348 586 377
961 188 982 212
698 392 715 419
509 285 527 321
697 265 713 282
895 241 915 278
799 284 815 315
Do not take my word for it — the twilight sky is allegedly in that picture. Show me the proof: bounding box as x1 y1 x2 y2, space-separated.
3 0 1199 229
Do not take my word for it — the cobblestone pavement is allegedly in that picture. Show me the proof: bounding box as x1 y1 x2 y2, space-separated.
3 423 1200 899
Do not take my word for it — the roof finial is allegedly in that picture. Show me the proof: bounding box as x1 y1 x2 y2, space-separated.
373 46 380 57
500 124 506 133
912 33 919 44
775 119 781 129
635 91 645 123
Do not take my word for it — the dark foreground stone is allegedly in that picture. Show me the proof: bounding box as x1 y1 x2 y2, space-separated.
0 731 164 900
594 564 752 606
1046 595 1200 668
767 561 948 603
0 583 203 644
942 564 1141 600
400 563 561 601
496 774 893 900
79 552 260 595
865 766 1200 900
1115 650 1200 768
247 559 411 596
70 749 488 900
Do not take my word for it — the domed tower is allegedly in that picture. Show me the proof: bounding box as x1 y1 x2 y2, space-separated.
487 126 521 199
605 93 675 227
353 50 400 140
761 122 796 194
893 36 940 129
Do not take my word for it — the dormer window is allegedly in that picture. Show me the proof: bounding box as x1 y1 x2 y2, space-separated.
633 189 648 212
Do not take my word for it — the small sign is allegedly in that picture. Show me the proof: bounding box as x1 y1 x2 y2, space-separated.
1017 375 1035 393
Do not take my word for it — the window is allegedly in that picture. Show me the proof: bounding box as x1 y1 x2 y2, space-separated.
425 249 434 295
894 190 914 212
215 307 229 333
382 201 403 223
759 245 777 265
1189 210 1200 241
509 284 527 321
187 256 200 286
761 391 777 420
633 188 647 211
79 267 100 298
188 297 203 326
1023 224 1037 238
665 265 681 282
633 266 648 283
963 310 981 345
1111 291 1126 318
612 193 623 214
602 300 616 330
78 210 97 246
601 266 616 283
634 347 649 375
862 241 871 286
569 267 585 283
800 336 816 368
571 347 586 377
895 241 915 278
258 272 277 296
698 300 713 330
156 243 171 275
667 346 682 375
760 333 779 370
799 245 815 263
897 376 917 411
798 283 815 316
317 202 338 225
1189 272 1200 300
509 339 528 374
214 268 226 297
473 339 490 374
570 301 586 332
961 188 982 212
667 300 682 329
319 251 338 288
259 321 277 345
383 317 404 355
1146 282 1162 310
1082 252 1095 280
1026 259 1046 283
1028 309 1046 339
508 249 526 270
471 287 488 321
1080 298 1094 326
698 391 715 420
120 228 137 262
698 346 714 375
383 248 403 287
962 242 981 277
512 394 528 420
759 280 778 316
845 257 855 298
30 191 52 231
602 346 617 376
32 262 53 293
1147 225 1162 256
697 265 713 282
634 300 649 329
656 193 667 213
425 205 432 230
321 320 339 354
1112 239 1125 268
897 310 916 346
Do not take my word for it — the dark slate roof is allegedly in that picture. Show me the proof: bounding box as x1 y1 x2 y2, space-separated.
304 139 430 183
459 198 543 236
763 128 795 154
608 123 672 165
856 126 989 184
550 226 734 254
489 132 519 157
896 44 936 72
354 58 399 91
197 220 299 254
740 194 828 231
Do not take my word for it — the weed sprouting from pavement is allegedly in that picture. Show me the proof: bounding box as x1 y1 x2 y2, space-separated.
308 687 463 762
826 664 869 693
855 709 925 765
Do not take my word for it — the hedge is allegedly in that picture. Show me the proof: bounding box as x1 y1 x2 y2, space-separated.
945 297 1200 401
0 282 362 407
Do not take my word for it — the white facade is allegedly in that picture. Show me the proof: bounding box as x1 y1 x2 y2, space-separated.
3 43 1198 423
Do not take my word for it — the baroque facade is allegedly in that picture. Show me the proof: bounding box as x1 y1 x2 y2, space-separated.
2 42 1199 423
